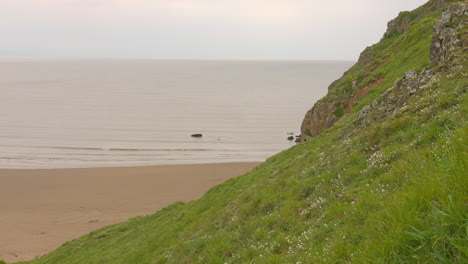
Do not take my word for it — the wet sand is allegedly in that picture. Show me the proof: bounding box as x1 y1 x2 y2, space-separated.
0 162 259 262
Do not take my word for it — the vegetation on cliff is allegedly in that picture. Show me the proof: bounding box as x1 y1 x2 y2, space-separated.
301 0 466 140
16 0 467 263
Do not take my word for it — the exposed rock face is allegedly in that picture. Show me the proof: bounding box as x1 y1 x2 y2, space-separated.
355 47 375 68
358 2 466 125
383 13 413 38
431 2 467 63
301 77 382 141
301 102 337 138
357 70 432 125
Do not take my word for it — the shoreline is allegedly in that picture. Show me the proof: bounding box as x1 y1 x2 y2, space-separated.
0 160 264 170
0 162 259 262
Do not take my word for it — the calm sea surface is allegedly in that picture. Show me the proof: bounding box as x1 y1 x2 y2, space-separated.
0 58 352 168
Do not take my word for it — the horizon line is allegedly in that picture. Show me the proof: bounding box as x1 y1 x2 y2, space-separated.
0 55 356 63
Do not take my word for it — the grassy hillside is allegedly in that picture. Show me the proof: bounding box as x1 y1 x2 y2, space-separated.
15 1 467 263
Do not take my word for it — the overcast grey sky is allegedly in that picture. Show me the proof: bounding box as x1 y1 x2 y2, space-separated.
1 0 428 60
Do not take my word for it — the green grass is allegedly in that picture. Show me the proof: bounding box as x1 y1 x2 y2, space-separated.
19 61 467 264
17 1 467 263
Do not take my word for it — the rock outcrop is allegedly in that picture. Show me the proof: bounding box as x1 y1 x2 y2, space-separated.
358 2 466 125
357 70 431 125
301 102 337 138
431 2 468 63
383 12 413 38
300 64 383 140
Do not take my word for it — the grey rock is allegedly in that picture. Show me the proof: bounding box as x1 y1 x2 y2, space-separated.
430 3 467 63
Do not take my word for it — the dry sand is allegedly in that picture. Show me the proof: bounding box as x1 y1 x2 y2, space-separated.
0 162 259 262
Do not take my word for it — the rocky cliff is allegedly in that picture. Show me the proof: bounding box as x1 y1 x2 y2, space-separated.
300 0 466 141
358 2 466 126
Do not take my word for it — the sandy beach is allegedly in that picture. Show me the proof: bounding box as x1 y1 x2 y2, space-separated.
0 162 259 262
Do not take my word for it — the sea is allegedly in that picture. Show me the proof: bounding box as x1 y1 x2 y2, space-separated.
0 58 353 168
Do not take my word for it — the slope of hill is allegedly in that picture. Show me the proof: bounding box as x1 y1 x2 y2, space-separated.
14 0 467 263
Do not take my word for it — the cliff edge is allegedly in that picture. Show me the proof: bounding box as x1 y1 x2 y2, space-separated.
301 0 466 140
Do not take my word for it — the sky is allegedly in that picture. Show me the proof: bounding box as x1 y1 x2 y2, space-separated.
1 0 428 60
